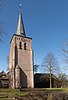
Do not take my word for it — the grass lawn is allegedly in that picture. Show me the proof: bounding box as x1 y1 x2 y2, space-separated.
0 88 68 93
0 88 68 100
40 88 68 92
0 88 28 95
0 88 68 99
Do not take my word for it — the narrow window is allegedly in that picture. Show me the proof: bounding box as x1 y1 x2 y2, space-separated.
19 42 22 49
24 42 26 50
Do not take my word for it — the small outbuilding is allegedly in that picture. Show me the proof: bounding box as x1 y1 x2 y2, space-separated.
34 73 68 88
0 71 9 88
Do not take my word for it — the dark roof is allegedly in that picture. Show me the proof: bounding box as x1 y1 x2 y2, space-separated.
0 71 9 80
34 73 59 81
0 71 6 76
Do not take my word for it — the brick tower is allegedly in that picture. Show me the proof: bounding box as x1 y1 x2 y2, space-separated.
9 10 34 89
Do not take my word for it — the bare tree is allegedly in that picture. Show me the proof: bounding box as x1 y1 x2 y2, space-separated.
42 52 59 88
7 54 9 71
58 73 67 80
34 65 39 73
58 73 68 87
62 40 68 63
0 0 5 41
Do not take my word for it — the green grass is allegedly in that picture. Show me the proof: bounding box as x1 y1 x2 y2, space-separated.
0 88 29 97
0 88 68 97
0 88 68 100
37 88 68 92
0 88 29 100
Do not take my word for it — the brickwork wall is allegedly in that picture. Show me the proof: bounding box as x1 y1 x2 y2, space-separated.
9 35 34 88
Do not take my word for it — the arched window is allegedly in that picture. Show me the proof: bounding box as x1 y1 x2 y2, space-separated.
24 42 26 50
19 42 22 49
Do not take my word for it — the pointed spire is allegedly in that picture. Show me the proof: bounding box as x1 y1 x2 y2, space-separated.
16 4 26 37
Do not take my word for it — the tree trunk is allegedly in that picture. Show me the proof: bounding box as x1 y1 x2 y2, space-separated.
50 71 52 88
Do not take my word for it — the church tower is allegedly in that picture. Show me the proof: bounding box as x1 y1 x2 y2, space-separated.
9 8 34 88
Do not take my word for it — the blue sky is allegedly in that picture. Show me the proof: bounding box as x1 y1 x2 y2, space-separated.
0 0 68 73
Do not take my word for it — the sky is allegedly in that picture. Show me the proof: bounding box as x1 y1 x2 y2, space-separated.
0 0 68 73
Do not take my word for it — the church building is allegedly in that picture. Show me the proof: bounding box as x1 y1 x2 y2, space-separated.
9 10 34 89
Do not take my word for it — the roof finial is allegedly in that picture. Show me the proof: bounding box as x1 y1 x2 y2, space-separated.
19 3 22 13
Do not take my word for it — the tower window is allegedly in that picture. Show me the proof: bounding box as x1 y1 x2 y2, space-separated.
24 42 26 50
19 42 22 49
